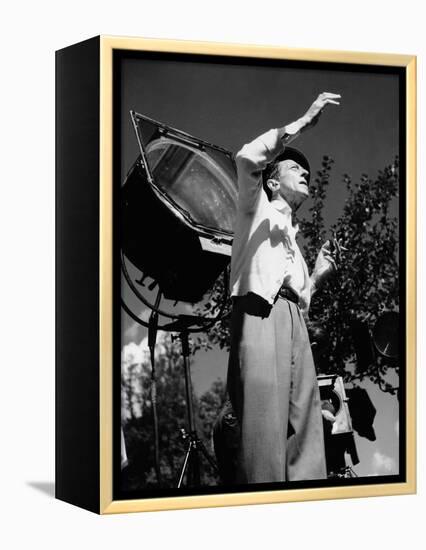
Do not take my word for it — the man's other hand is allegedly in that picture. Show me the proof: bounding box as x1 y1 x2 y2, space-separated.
311 237 346 292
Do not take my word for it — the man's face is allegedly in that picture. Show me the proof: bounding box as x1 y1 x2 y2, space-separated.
276 159 310 206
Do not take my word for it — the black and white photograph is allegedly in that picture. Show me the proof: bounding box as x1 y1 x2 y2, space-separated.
116 49 406 500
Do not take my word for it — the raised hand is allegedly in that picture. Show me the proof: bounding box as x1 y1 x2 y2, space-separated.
301 92 341 130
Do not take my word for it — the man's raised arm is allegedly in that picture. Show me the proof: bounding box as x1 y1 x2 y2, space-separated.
235 93 341 212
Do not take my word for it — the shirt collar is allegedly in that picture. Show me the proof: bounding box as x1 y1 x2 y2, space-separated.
271 198 299 234
271 197 292 215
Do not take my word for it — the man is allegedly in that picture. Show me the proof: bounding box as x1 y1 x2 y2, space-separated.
226 92 341 483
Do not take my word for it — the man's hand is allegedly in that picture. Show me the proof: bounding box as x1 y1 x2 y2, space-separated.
300 92 341 131
280 92 341 144
310 237 346 294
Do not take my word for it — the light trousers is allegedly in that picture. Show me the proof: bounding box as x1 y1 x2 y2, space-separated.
227 293 327 483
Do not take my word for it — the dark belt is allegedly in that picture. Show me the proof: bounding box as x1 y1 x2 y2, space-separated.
277 286 299 305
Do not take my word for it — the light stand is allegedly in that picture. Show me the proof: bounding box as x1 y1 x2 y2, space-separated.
147 290 162 485
121 253 228 488
120 112 236 488
162 319 219 487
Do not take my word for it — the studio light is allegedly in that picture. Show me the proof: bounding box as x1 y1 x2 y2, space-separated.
121 112 238 303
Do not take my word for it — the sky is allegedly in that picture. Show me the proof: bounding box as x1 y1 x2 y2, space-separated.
119 54 400 225
119 53 401 478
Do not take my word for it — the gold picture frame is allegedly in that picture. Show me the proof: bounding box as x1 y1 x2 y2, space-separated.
56 35 416 514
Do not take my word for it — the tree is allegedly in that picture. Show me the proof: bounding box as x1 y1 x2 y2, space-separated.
121 334 226 491
198 156 400 394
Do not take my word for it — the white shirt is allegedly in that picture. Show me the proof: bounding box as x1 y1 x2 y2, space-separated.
230 128 312 313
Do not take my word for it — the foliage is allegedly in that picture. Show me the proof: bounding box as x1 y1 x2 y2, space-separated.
302 157 399 393
121 335 226 491
198 156 400 393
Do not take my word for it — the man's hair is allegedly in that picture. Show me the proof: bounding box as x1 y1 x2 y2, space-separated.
262 147 311 202
262 159 281 201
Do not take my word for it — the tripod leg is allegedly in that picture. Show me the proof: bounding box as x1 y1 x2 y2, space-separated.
177 440 193 488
